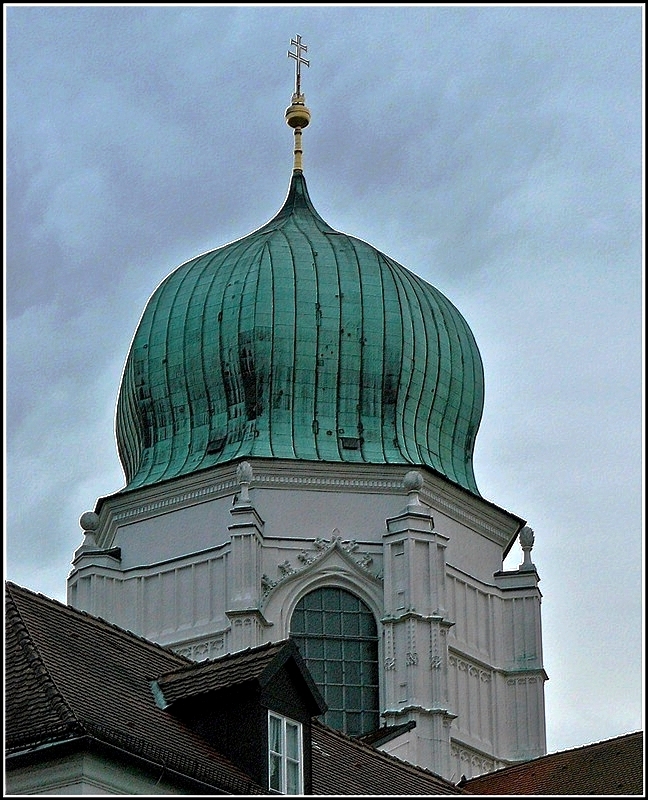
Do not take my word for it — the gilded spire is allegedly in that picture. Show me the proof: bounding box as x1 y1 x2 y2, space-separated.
285 34 311 172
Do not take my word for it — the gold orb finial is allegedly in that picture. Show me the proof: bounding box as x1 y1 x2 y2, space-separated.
286 35 311 171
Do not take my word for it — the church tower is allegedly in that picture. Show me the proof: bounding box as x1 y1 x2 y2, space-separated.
68 37 546 782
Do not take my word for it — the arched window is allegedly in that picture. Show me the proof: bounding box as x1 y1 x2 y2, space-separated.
290 587 379 736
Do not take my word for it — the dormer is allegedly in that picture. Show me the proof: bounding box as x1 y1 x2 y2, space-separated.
151 639 327 794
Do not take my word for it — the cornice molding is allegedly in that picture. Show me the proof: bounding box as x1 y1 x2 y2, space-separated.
93 459 521 550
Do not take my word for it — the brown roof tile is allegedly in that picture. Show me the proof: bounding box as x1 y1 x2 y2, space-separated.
5 592 83 749
5 582 265 794
460 731 644 795
6 581 467 796
311 719 467 795
155 638 325 714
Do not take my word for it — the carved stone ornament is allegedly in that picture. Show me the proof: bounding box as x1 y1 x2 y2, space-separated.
175 636 224 660
235 461 254 504
278 560 296 577
80 511 100 532
403 470 424 492
519 525 536 571
79 511 100 548
260 534 379 599
236 461 254 484
519 525 535 548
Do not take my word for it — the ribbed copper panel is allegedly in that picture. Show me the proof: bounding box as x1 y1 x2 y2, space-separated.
116 172 484 493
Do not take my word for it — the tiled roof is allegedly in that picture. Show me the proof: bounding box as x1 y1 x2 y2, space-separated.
311 719 467 795
155 637 326 714
460 731 644 795
357 719 417 747
5 582 265 794
6 581 465 795
14 581 637 796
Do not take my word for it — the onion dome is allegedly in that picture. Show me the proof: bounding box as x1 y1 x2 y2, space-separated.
115 41 484 495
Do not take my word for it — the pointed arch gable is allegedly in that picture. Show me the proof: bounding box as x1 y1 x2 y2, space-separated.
261 538 383 633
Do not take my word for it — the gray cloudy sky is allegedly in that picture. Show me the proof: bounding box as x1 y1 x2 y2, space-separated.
5 4 643 756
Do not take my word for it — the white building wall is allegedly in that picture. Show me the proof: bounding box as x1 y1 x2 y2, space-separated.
6 750 195 795
67 458 546 781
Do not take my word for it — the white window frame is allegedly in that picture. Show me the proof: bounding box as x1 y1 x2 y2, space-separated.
268 711 304 794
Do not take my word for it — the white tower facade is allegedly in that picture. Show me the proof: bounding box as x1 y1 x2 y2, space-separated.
69 457 546 781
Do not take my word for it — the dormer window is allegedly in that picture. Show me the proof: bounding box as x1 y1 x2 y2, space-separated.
268 711 303 794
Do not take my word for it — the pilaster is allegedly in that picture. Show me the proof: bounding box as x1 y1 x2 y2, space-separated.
224 463 271 650
381 471 456 776
493 526 547 762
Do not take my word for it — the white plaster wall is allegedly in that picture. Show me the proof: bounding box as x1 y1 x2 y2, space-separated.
251 486 399 541
90 460 518 583
6 750 194 795
68 459 544 780
446 570 499 661
69 546 231 645
441 516 507 581
112 495 233 567
449 741 499 782
447 652 497 755
501 594 543 669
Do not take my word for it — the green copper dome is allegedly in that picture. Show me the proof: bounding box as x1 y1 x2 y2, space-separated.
116 171 484 494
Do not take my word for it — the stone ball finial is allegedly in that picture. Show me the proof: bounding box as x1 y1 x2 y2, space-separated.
519 526 536 572
236 461 254 484
403 470 424 492
234 461 254 505
80 511 100 532
78 511 100 551
519 526 535 548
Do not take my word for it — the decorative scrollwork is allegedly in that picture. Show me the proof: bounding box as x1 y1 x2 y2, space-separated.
278 560 296 577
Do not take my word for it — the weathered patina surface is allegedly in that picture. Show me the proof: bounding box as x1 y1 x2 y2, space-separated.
116 171 484 494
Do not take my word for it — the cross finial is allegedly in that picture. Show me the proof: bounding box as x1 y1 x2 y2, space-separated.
288 34 309 95
285 35 311 172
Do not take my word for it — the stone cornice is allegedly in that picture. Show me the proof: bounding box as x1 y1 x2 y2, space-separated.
448 563 535 595
225 608 273 627
95 466 241 548
448 648 548 682
381 611 454 627
101 541 230 576
92 458 523 551
383 705 457 719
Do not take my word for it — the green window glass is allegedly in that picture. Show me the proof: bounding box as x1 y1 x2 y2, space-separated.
290 587 379 736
